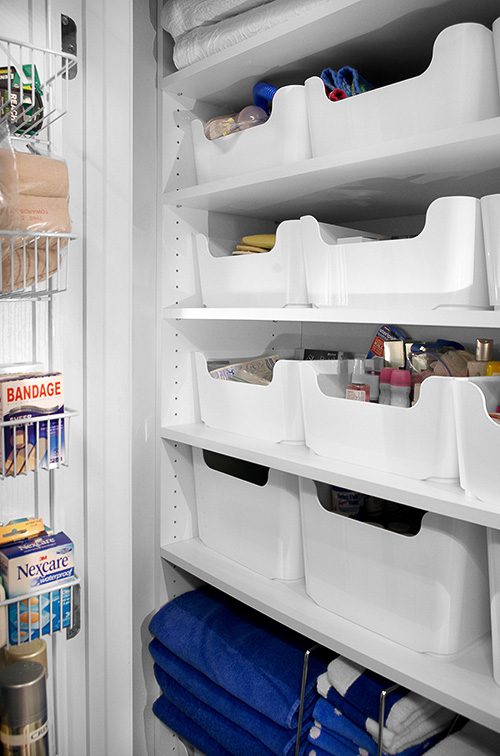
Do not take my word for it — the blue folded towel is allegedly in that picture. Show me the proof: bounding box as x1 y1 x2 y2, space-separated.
155 663 311 756
150 637 310 756
312 700 440 756
149 586 326 728
308 724 366 756
153 694 234 756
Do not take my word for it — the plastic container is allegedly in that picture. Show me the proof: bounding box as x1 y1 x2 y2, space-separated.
487 528 500 686
299 478 490 653
191 84 311 184
194 218 308 307
193 448 303 580
299 362 459 480
300 196 489 309
305 22 500 159
453 376 500 503
481 194 500 309
194 352 304 444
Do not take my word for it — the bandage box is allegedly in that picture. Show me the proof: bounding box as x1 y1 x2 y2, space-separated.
0 532 74 644
0 371 65 474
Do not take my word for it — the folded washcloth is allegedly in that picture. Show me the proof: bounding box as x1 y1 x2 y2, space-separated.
150 637 312 756
424 720 500 755
324 658 455 752
312 702 442 756
153 693 234 756
149 586 326 728
154 663 310 756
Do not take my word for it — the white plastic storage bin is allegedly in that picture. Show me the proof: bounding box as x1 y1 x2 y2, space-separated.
194 352 304 443
193 447 304 580
192 84 310 184
301 196 489 309
453 376 500 503
299 362 459 480
487 528 500 686
299 478 490 654
305 22 500 158
194 219 307 307
481 194 500 309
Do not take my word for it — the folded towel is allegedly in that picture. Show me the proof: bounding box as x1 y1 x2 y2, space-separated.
312 702 442 756
154 663 311 756
150 638 311 756
149 586 326 728
153 694 234 756
161 0 274 41
167 0 335 70
308 723 368 756
324 659 455 750
424 720 500 755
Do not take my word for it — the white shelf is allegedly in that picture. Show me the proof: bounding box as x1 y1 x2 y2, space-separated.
161 537 500 734
163 306 500 328
161 422 500 530
161 0 500 108
164 117 500 224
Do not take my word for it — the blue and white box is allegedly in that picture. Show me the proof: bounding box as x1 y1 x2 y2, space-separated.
0 532 74 643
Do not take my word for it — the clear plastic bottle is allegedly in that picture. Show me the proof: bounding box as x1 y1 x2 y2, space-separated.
390 369 411 407
203 105 268 140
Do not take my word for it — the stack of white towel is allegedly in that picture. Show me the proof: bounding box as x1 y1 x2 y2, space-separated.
161 0 336 69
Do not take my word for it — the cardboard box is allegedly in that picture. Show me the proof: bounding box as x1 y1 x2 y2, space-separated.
0 532 74 644
0 372 65 474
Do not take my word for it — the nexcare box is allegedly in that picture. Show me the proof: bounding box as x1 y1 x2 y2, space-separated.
0 532 74 644
0 371 65 475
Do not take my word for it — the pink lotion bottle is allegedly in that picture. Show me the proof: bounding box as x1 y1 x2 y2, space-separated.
346 358 370 402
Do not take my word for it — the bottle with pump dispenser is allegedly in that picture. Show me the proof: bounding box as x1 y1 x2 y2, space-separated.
346 358 370 401
467 338 494 376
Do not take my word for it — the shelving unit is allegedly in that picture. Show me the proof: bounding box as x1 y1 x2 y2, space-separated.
159 0 500 752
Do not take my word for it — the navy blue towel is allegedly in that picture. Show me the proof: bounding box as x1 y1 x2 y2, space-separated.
150 637 311 756
149 585 326 728
155 663 281 756
153 694 233 756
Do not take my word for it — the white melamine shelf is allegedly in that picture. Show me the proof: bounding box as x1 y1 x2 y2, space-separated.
163 306 500 328
161 423 500 530
164 118 500 223
160 537 500 734
161 0 500 108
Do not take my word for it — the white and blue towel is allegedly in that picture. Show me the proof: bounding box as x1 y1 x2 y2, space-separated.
312 656 455 755
310 702 442 756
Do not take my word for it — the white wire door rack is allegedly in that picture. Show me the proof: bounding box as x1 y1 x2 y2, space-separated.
0 574 81 647
0 230 74 298
0 408 77 479
0 35 77 140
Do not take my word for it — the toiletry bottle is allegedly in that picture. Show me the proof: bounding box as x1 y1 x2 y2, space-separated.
378 367 393 405
204 105 268 140
486 361 500 376
331 485 364 518
390 369 411 407
467 338 493 376
0 661 48 755
346 358 370 401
